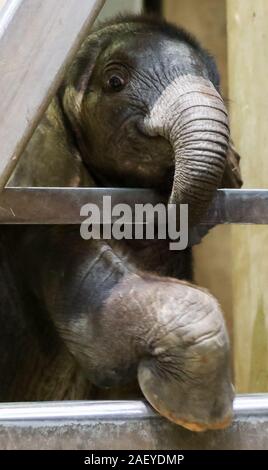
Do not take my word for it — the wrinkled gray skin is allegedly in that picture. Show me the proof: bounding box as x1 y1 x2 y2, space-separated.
3 15 242 431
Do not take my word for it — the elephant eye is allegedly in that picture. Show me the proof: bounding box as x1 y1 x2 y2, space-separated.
107 75 126 92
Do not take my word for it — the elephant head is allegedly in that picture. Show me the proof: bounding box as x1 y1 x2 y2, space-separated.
61 15 230 224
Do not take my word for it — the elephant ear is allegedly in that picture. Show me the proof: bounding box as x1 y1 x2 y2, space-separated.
58 33 108 165
8 98 93 187
220 140 243 189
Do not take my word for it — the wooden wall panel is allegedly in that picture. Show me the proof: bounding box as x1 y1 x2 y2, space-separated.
227 0 268 392
164 0 228 96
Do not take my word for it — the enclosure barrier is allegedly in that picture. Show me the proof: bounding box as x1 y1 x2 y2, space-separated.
0 395 267 450
0 0 268 451
0 188 268 224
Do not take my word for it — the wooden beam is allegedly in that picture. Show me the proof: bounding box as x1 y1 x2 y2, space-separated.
227 0 268 392
0 0 105 188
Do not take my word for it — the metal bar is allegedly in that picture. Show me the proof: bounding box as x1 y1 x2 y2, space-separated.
0 187 162 224
0 395 267 450
205 188 268 225
0 400 154 421
0 188 268 224
0 394 267 421
0 0 105 188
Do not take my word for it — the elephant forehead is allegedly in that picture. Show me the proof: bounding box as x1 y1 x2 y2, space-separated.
98 32 207 78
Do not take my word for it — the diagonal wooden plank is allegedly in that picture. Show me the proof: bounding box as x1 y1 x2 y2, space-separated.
0 0 105 188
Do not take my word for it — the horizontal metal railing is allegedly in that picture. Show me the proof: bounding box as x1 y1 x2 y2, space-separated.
0 188 268 224
0 395 267 450
0 394 267 421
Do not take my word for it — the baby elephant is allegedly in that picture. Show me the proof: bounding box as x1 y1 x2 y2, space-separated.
5 14 242 431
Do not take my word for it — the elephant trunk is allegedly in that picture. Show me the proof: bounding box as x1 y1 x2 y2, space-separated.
144 75 229 225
